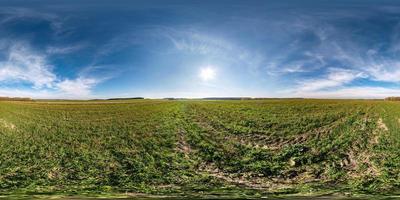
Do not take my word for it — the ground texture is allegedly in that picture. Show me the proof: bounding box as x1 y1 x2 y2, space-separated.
0 99 400 197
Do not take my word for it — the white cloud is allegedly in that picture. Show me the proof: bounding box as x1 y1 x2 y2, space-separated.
297 68 366 92
281 65 308 73
164 28 266 75
56 77 98 97
0 7 63 34
0 87 55 99
0 8 104 99
365 62 400 83
169 31 233 56
266 11 400 97
0 44 56 88
46 44 86 55
0 43 107 99
293 86 400 99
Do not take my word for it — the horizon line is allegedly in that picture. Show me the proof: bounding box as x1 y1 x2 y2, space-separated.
0 96 394 101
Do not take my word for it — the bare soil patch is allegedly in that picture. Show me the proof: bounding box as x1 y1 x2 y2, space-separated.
0 118 16 130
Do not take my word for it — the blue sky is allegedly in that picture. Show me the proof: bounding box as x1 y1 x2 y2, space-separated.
1 0 400 98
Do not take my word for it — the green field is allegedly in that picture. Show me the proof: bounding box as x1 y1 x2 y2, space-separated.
0 99 400 198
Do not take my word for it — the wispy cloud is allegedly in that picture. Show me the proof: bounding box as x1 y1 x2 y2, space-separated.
46 44 86 55
0 7 116 99
167 29 233 56
365 62 400 83
293 86 400 99
57 65 118 97
0 43 56 88
263 6 400 99
0 42 108 99
163 28 266 75
56 77 98 97
0 7 64 35
297 68 366 92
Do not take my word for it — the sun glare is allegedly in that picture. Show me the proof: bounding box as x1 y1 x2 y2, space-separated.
199 67 216 81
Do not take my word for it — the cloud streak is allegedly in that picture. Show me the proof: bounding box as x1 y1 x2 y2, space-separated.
163 28 266 75
56 77 98 97
293 86 400 99
297 68 366 92
0 43 56 88
0 42 106 99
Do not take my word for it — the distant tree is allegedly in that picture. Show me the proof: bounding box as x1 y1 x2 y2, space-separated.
385 97 400 101
0 97 32 101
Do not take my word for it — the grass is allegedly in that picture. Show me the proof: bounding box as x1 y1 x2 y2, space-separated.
0 99 399 197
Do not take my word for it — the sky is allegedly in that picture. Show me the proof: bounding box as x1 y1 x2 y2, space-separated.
1 0 400 99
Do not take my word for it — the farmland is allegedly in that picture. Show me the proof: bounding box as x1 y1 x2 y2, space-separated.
0 99 399 198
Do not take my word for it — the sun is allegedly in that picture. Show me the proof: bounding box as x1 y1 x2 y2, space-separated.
199 67 216 81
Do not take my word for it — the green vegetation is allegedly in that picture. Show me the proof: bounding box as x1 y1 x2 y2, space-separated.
0 99 399 198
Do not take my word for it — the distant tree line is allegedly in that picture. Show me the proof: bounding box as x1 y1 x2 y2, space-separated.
0 97 32 101
385 97 400 101
164 97 305 100
107 97 144 100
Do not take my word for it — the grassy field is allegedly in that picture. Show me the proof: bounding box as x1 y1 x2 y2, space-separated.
0 99 399 198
